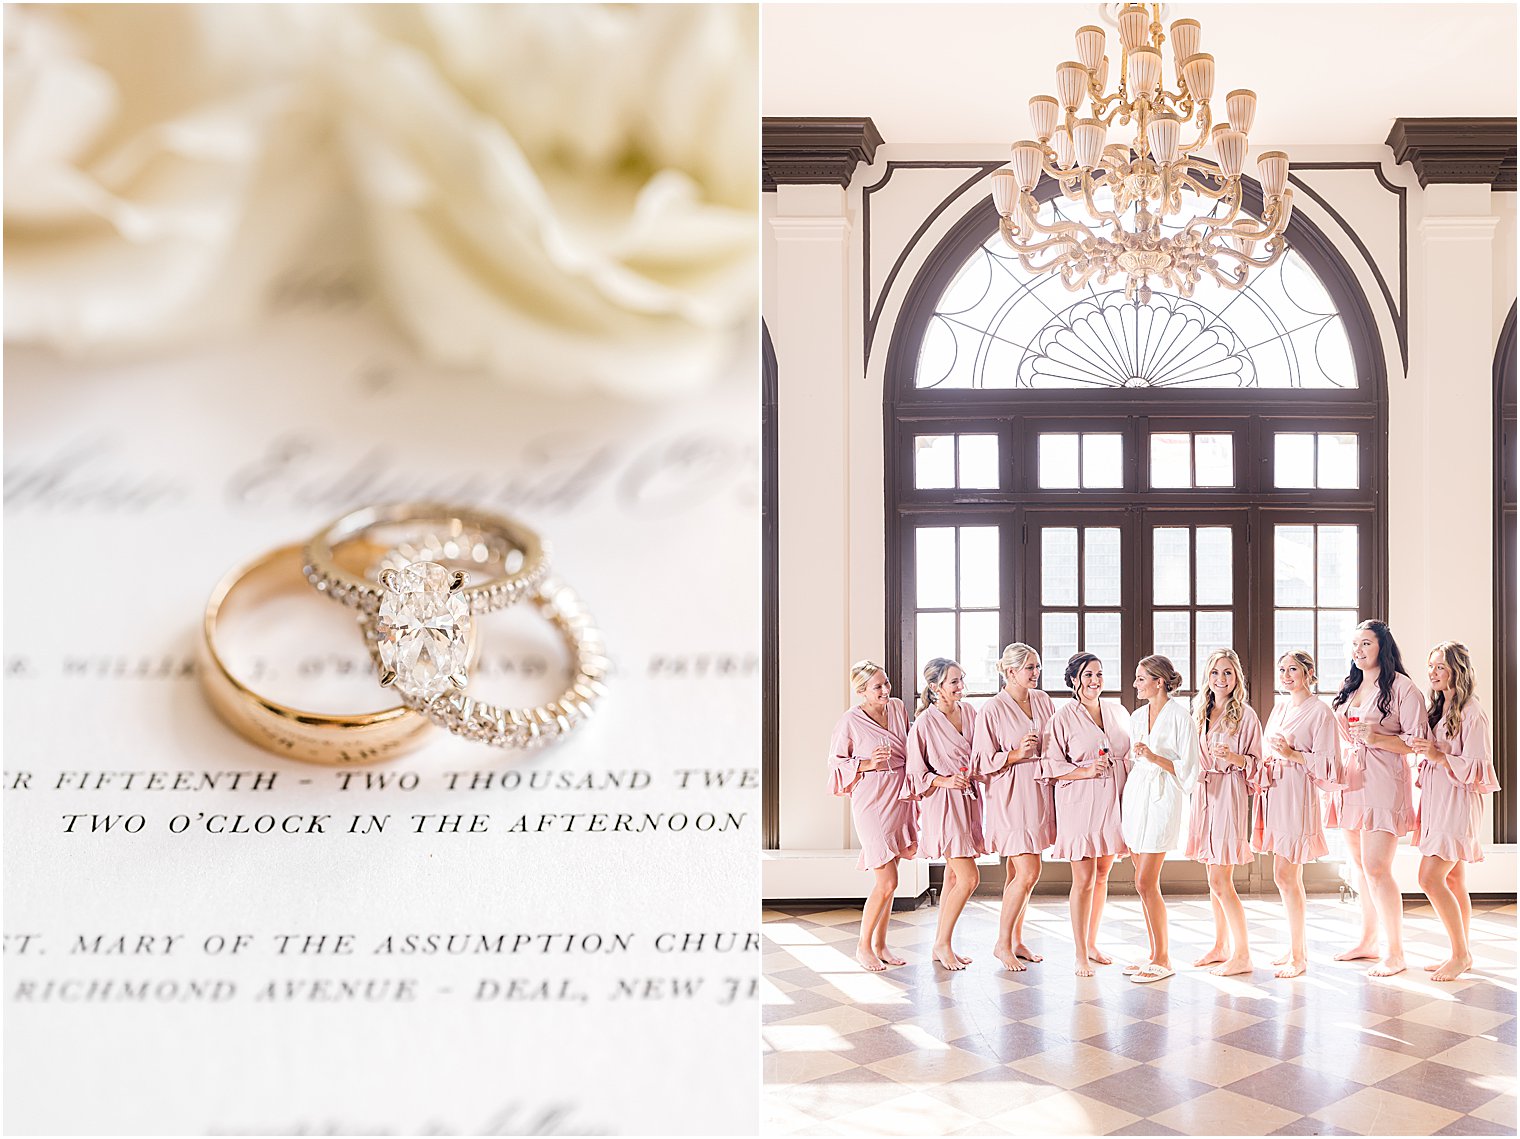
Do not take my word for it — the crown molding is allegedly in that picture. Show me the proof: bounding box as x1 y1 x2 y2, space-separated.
1386 117 1517 192
762 117 885 192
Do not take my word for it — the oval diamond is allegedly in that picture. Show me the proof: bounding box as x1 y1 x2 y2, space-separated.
375 561 471 702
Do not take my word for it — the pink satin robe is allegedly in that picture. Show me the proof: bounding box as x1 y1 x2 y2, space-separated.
1042 699 1131 861
1255 697 1342 864
1186 705 1262 866
971 687 1057 857
1328 672 1427 837
904 702 985 859
828 697 919 871
1416 698 1500 863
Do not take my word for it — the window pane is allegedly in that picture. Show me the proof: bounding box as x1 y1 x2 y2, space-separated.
1196 527 1233 605
1318 610 1360 692
1274 610 1315 686
1151 433 1191 488
916 611 956 691
1084 527 1122 606
1084 612 1122 688
1195 611 1234 689
1039 434 1080 488
1153 610 1192 690
959 526 1000 609
1042 527 1078 606
1317 525 1359 608
1275 433 1316 488
958 434 1000 489
1274 525 1315 607
1153 527 1190 605
1318 433 1359 489
1195 434 1234 487
1083 433 1124 488
960 611 1001 697
914 435 955 489
1041 612 1078 690
916 527 956 608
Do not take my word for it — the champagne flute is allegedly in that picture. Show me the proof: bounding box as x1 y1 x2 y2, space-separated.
1096 746 1109 778
958 764 975 798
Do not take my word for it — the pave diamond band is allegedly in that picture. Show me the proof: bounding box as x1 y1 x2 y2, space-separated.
302 502 549 617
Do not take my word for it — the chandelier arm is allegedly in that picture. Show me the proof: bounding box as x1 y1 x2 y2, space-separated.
1200 260 1251 292
1014 193 1097 238
1175 169 1234 201
1002 229 1096 259
1177 104 1214 159
1186 192 1243 235
1211 243 1285 271
1077 176 1126 227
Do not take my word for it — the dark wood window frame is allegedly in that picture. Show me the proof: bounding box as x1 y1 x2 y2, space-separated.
884 185 1389 730
1495 302 1516 844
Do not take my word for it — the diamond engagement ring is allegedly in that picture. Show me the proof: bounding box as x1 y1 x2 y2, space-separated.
304 505 607 749
199 543 437 764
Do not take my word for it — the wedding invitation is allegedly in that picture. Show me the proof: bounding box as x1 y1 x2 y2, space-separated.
4 305 760 1134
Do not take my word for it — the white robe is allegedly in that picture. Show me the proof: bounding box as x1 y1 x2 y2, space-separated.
1121 698 1201 853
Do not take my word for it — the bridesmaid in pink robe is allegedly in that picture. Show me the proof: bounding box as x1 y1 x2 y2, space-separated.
1043 652 1130 977
1410 641 1500 981
828 660 919 972
1328 619 1427 977
904 657 983 970
970 642 1057 972
1258 651 1343 978
1187 648 1262 977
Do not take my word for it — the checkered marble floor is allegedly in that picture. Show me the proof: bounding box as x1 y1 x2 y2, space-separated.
763 896 1516 1136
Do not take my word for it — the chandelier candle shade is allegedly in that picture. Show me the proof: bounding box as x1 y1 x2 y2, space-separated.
989 3 1294 304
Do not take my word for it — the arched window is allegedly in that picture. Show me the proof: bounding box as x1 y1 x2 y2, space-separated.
885 186 1387 727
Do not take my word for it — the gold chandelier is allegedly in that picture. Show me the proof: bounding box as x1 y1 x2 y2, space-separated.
989 3 1294 304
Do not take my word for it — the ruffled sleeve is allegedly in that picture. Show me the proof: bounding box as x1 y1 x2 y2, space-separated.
1395 675 1430 743
1237 706 1264 781
903 714 936 800
1446 702 1501 793
1040 705 1079 780
827 712 862 796
1301 701 1344 791
1105 700 1133 774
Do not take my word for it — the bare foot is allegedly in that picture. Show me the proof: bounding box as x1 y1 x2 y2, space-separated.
855 946 887 972
1193 950 1228 968
1013 945 1043 963
1271 951 1293 966
1122 963 1143 975
1089 947 1113 966
1335 944 1380 962
994 947 1027 972
1367 957 1407 978
1074 958 1095 978
1431 955 1472 982
1210 956 1253 977
875 948 906 967
955 952 973 965
1274 959 1307 979
933 947 967 971
1423 961 1440 972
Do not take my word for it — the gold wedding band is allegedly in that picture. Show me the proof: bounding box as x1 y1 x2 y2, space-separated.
199 542 435 765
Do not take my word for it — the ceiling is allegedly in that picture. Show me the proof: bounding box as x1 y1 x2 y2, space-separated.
762 3 1518 147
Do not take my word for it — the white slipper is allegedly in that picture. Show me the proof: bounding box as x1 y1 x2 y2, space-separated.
1132 963 1175 984
1121 963 1143 975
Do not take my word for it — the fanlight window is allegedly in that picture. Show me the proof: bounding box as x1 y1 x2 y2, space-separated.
917 195 1355 391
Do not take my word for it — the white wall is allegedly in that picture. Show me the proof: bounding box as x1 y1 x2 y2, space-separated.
765 141 1517 879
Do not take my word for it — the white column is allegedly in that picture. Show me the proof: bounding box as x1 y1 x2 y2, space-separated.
1412 182 1500 839
770 184 855 852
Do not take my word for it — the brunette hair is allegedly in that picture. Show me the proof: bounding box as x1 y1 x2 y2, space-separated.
1136 654 1183 694
1332 619 1409 719
1063 652 1102 692
849 660 884 694
1428 641 1478 739
918 657 960 713
1193 648 1249 734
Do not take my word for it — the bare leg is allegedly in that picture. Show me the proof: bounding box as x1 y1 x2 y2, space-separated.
1419 855 1471 981
1207 864 1252 975
1272 856 1308 978
1360 831 1406 976
995 856 1040 970
1194 879 1229 967
1133 851 1169 970
1088 855 1116 964
867 861 905 966
1334 828 1382 960
1011 854 1043 962
933 857 979 970
1453 861 1472 945
1070 858 1097 976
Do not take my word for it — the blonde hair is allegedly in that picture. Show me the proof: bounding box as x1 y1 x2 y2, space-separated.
1136 654 1182 694
919 657 960 713
1194 648 1249 734
1276 650 1316 690
997 643 1039 683
1428 641 1477 739
849 659 884 694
